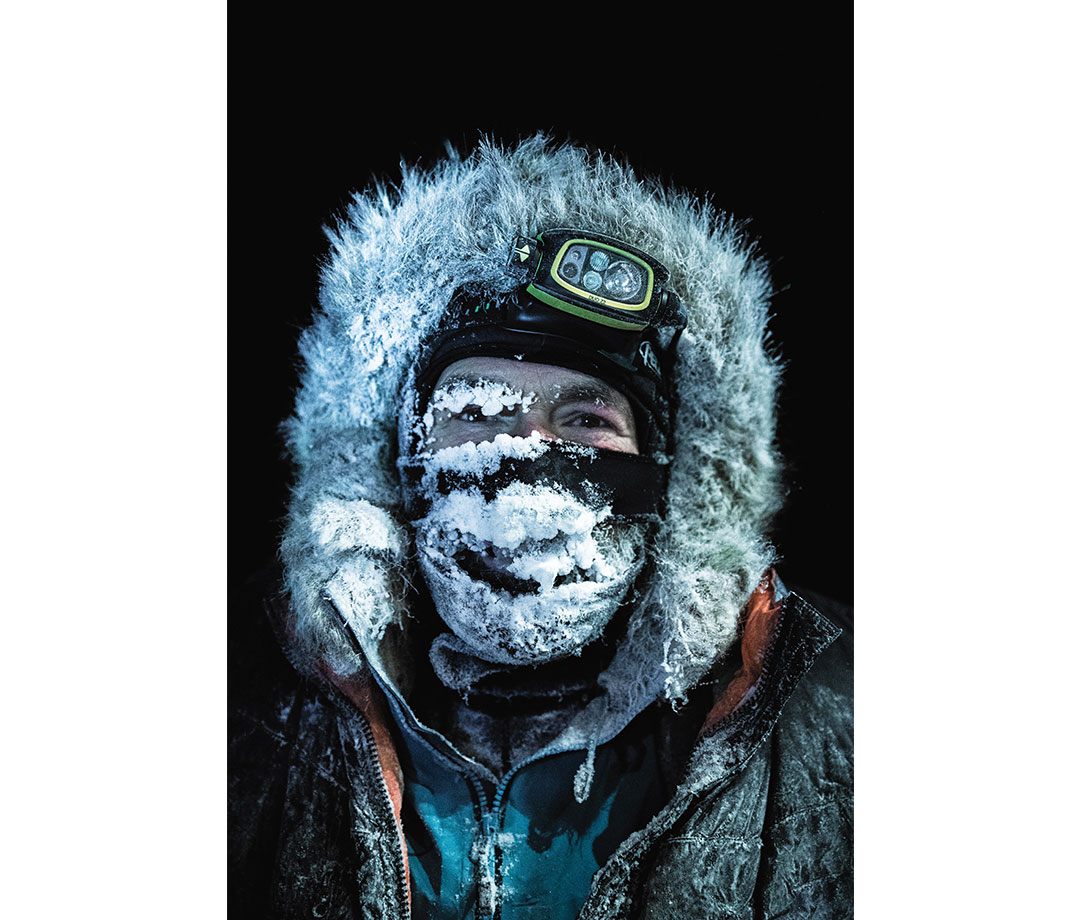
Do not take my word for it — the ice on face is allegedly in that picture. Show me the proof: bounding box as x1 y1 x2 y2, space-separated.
420 379 539 443
411 420 645 664
504 523 616 592
417 432 551 479
415 429 617 593
424 481 608 553
416 499 646 665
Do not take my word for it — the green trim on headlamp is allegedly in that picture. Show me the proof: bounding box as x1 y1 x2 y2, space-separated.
525 285 648 330
509 227 684 333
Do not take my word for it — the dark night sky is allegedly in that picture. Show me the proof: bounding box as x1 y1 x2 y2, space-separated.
230 51 851 603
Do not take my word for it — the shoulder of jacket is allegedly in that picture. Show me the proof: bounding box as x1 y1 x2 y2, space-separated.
781 586 853 724
762 588 853 829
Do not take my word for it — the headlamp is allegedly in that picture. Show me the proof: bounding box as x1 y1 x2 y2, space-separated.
509 228 685 332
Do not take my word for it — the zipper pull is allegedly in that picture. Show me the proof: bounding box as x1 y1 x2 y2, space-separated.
474 812 500 919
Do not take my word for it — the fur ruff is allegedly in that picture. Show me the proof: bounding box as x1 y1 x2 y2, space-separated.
279 135 782 718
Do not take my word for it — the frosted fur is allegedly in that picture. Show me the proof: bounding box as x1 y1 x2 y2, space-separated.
280 134 781 708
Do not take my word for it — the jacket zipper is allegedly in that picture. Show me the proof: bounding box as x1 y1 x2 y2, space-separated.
317 594 413 918
469 747 572 920
469 776 500 920
353 710 412 920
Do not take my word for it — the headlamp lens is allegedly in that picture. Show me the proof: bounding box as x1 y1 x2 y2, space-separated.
589 250 610 271
603 260 644 300
557 245 588 285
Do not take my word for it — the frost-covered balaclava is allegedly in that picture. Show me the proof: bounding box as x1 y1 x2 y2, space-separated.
280 135 783 715
402 402 650 666
410 438 650 667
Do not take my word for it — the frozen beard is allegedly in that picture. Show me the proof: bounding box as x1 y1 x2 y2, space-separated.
409 435 648 666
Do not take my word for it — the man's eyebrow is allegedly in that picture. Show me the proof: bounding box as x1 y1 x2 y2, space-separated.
432 374 629 410
435 373 508 390
554 383 628 409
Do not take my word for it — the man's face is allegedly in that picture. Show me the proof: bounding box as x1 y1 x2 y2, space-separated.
409 356 647 665
424 357 639 455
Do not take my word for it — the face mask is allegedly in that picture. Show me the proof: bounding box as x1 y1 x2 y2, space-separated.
409 435 647 665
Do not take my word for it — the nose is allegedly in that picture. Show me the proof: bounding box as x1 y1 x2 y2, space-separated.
507 412 558 442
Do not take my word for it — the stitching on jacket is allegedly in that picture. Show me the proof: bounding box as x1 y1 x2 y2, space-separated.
769 794 852 830
789 870 845 895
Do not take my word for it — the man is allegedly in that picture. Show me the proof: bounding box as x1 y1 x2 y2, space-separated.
229 136 853 919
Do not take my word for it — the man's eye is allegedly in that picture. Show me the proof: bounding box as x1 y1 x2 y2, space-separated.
449 405 519 424
452 405 485 423
568 412 613 430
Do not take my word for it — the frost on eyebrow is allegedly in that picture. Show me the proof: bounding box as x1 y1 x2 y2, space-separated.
420 378 538 442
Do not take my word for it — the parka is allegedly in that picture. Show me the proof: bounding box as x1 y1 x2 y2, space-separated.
229 574 852 919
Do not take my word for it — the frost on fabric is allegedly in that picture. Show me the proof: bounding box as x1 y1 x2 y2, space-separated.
422 481 615 592
471 832 499 918
411 434 645 665
418 430 552 475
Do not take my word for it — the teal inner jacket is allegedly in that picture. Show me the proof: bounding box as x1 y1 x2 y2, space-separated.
383 687 670 920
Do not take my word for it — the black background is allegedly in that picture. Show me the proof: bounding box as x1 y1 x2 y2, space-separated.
230 59 851 604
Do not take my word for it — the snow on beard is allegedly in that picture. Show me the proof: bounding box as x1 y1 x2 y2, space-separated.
409 380 646 665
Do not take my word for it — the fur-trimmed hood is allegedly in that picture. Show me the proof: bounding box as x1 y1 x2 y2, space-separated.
279 135 783 718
